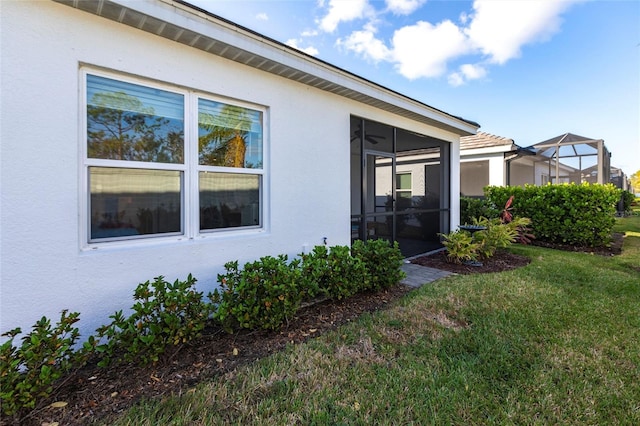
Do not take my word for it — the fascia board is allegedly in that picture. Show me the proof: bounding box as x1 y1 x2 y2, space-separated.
160 0 478 133
66 0 478 136
461 145 514 156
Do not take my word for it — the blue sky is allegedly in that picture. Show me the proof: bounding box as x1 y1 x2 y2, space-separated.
189 0 640 176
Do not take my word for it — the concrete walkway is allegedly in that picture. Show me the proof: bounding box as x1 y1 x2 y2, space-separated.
400 262 453 288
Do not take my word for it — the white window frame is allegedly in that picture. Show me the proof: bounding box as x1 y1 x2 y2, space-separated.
80 67 268 250
396 172 412 199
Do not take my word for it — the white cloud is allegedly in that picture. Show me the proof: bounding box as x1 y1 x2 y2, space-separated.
460 63 487 80
338 20 470 79
337 29 391 62
391 20 470 79
255 12 268 21
448 73 465 87
448 63 487 86
286 38 320 56
301 29 319 37
465 0 579 64
385 0 427 15
323 0 579 83
318 0 370 33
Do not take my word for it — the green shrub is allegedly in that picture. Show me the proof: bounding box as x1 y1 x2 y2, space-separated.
300 245 367 300
94 275 212 366
299 245 328 300
439 230 481 264
0 310 81 416
485 183 619 247
507 216 535 244
460 196 497 224
352 239 405 291
620 190 635 215
471 217 518 259
212 255 303 331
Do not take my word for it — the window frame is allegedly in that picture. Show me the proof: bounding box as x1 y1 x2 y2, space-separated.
396 172 412 199
80 67 267 249
194 93 264 234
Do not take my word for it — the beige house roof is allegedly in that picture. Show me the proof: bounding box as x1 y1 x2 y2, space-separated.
460 131 517 151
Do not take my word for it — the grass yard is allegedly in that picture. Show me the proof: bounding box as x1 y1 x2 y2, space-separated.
112 217 640 425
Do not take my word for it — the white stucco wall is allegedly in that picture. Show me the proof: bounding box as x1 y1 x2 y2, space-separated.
450 141 461 228
460 151 508 196
0 1 467 337
509 160 535 187
0 1 348 336
488 155 505 187
460 161 489 196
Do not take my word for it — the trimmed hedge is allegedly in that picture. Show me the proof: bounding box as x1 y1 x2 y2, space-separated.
212 255 304 331
212 240 405 332
351 239 406 291
300 245 367 301
484 183 619 247
460 196 497 224
620 190 635 215
2 240 407 418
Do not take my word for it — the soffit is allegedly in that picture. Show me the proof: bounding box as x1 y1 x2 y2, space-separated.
52 0 478 136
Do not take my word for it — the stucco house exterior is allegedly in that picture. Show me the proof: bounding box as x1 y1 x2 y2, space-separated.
459 132 535 197
0 0 478 336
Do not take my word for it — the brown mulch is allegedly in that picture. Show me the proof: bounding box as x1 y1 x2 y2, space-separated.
530 232 624 257
4 234 625 425
410 233 624 275
7 285 414 426
411 249 532 274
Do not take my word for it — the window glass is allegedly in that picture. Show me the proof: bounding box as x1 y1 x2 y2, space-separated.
89 167 181 240
396 173 412 203
200 172 260 230
198 98 262 168
87 75 184 163
396 173 411 190
85 71 265 244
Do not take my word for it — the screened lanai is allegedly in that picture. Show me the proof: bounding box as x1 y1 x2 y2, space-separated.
531 133 611 184
350 116 451 257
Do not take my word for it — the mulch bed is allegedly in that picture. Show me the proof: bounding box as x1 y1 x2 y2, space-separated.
411 233 624 275
5 285 414 426
530 232 624 257
3 233 625 426
411 249 532 274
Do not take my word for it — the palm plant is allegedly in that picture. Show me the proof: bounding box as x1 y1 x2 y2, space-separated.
198 105 252 167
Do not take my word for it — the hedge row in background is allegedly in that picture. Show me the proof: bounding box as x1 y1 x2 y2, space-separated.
460 196 497 226
620 190 636 215
484 183 620 247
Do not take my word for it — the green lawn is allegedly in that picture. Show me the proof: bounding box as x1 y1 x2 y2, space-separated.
113 217 640 425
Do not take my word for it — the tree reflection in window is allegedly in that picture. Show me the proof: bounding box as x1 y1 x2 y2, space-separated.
87 75 184 164
198 100 262 169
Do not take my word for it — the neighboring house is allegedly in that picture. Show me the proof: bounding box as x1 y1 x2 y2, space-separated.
459 132 534 196
524 133 612 185
0 0 478 336
459 132 620 195
610 167 631 191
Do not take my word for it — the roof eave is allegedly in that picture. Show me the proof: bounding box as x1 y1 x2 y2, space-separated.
461 144 519 156
52 0 478 136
